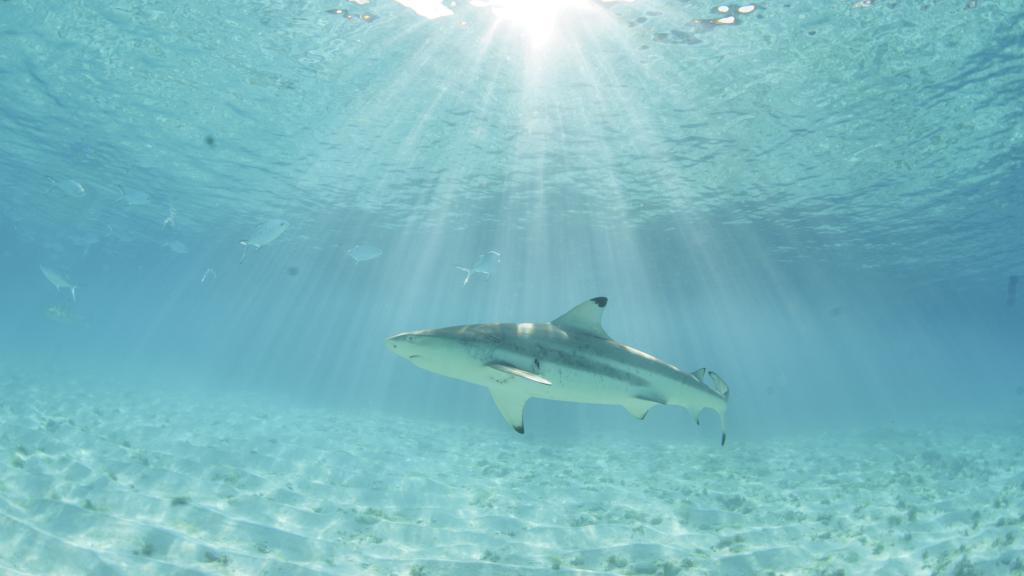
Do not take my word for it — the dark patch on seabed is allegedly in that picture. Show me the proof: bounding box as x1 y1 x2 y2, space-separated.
1 376 1023 575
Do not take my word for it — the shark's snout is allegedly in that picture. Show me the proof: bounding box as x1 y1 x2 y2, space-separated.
385 332 424 360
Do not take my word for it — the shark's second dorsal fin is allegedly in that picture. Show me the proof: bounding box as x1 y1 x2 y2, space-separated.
552 297 609 339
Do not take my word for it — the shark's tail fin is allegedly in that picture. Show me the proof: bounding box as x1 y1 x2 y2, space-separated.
456 266 472 285
708 371 730 400
707 371 730 446
720 413 728 446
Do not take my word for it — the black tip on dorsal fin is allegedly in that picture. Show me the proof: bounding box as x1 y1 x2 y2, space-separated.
592 296 608 308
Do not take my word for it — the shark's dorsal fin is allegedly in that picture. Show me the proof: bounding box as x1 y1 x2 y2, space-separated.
552 297 609 339
489 388 530 433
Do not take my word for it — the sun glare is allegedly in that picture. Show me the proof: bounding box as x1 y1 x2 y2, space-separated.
477 0 599 49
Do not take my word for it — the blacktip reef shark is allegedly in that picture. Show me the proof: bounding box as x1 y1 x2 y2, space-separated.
387 297 731 444
39 265 77 302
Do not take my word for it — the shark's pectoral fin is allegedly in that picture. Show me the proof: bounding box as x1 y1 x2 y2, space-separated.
489 388 530 433
487 362 551 386
622 399 658 420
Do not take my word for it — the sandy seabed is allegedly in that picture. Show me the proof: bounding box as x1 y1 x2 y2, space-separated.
1 377 1022 576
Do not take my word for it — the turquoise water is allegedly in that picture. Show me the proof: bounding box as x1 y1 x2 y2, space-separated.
1 1 1023 574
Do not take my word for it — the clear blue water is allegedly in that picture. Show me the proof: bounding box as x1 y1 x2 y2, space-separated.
1 1 1023 574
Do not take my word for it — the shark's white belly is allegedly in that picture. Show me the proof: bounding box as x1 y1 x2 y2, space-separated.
477 334 699 407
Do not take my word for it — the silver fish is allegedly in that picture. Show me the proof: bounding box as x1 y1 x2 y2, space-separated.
40 265 77 302
240 219 289 262
456 250 501 285
347 243 383 263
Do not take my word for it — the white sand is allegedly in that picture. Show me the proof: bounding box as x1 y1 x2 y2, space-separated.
1 376 1022 575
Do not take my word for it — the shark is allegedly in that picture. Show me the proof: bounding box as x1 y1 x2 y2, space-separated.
39 265 77 302
386 297 731 444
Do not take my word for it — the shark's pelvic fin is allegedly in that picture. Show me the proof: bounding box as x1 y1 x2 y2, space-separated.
693 368 706 382
623 399 658 420
552 297 609 339
489 388 529 433
487 362 552 386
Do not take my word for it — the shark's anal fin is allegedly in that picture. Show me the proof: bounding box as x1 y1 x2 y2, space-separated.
487 362 551 386
489 388 530 434
622 399 658 420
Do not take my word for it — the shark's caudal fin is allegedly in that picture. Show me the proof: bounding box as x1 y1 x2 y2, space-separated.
456 266 472 285
489 388 529 433
552 297 609 339
708 371 730 399
720 412 728 446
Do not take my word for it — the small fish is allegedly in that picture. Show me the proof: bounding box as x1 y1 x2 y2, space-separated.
47 177 87 198
162 240 188 254
45 304 80 323
39 265 77 302
162 207 177 229
240 219 289 262
456 250 501 285
201 268 217 284
347 243 383 263
119 186 151 206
